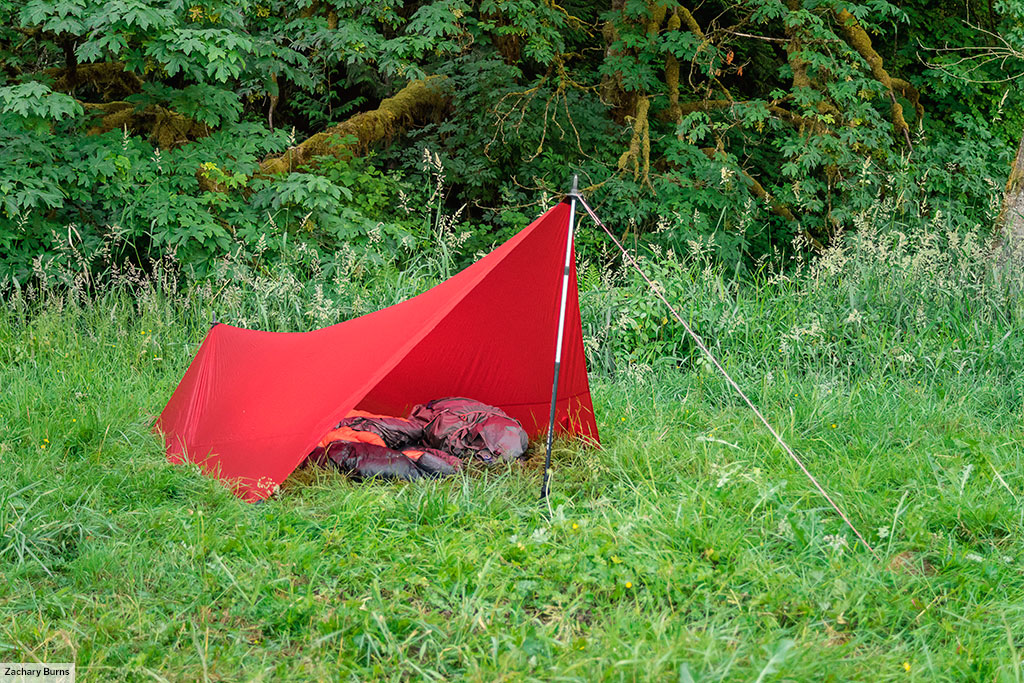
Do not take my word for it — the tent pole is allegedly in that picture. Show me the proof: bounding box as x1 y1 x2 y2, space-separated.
541 174 581 500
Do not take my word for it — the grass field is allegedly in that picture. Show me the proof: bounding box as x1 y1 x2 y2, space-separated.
3 225 1024 681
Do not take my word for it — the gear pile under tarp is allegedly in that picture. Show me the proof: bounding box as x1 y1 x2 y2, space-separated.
411 397 528 464
308 399 528 481
156 202 599 501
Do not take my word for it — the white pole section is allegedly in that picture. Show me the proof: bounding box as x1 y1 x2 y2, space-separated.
541 175 579 500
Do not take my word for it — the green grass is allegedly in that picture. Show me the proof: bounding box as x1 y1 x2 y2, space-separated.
3 230 1024 681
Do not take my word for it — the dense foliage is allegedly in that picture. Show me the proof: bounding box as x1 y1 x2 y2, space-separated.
1 0 1022 279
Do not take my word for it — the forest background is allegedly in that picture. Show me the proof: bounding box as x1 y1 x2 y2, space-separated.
4 0 1024 280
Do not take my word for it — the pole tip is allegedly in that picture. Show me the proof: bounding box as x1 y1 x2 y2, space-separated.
567 174 582 199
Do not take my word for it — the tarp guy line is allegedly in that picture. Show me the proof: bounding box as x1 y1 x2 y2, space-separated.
578 196 878 559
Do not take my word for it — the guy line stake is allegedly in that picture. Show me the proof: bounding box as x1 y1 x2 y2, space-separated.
577 195 878 560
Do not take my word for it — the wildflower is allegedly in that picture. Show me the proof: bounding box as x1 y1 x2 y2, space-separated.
823 534 848 552
620 417 626 422
572 523 579 530
831 424 837 429
625 581 633 589
44 438 49 443
72 419 76 422
903 662 911 672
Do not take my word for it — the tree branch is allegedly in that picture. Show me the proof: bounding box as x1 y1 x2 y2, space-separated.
834 9 922 149
258 76 451 176
82 101 207 147
45 62 143 99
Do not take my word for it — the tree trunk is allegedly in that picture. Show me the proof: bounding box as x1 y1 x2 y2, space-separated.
600 0 632 124
995 131 1024 267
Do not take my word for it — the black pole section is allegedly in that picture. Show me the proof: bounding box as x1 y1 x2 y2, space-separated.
541 174 581 500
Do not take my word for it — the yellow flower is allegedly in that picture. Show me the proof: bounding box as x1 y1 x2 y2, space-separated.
830 424 837 429
620 416 626 422
903 662 911 672
625 581 633 589
72 418 76 422
572 523 579 530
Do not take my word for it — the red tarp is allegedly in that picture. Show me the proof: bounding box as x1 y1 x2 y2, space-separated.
157 202 599 501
